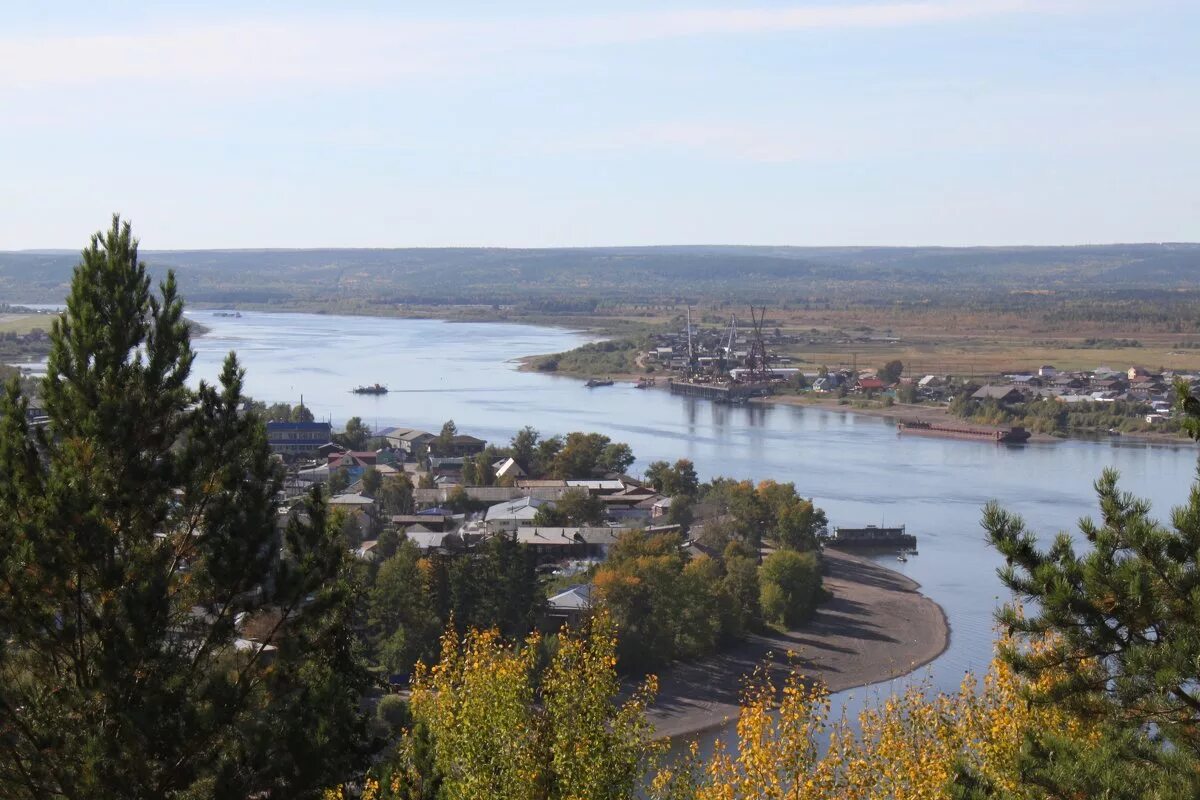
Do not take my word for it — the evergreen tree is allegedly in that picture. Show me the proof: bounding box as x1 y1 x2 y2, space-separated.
0 217 371 799
982 468 1200 797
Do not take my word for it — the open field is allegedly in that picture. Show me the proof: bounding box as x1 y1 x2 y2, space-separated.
0 314 52 335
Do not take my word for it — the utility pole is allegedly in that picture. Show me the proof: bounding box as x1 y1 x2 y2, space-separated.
686 306 694 373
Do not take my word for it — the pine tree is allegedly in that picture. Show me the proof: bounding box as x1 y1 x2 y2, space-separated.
981 468 1200 797
0 217 371 799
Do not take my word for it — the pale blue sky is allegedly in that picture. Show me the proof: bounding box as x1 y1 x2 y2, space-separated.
1 1 1197 248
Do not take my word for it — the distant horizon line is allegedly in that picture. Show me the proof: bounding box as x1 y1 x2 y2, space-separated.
6 241 1199 255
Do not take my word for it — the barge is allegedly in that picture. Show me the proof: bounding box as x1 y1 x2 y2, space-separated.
668 379 773 403
823 524 917 550
898 420 1031 444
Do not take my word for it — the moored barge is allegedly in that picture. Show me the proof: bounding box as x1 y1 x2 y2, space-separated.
898 420 1030 443
823 524 917 550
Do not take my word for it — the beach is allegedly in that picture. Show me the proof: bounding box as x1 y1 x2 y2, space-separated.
644 549 950 740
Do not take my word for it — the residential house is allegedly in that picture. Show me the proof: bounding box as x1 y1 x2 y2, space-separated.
484 496 553 531
1037 365 1058 378
493 457 526 481
386 428 436 456
327 451 378 483
856 377 886 393
546 583 594 624
266 421 333 456
434 434 488 457
972 385 1024 404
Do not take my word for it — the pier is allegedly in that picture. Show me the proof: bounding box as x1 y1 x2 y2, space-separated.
667 379 772 403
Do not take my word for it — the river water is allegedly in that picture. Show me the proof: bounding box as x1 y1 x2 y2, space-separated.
185 309 1198 747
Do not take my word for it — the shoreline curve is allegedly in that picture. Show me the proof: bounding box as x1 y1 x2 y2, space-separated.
644 549 951 740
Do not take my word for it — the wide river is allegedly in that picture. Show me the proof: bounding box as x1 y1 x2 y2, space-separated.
187 309 1197 744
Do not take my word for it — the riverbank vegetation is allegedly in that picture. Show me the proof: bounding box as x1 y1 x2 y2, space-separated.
949 394 1181 436
533 337 648 376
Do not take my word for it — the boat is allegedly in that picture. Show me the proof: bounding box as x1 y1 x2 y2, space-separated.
898 420 1031 444
633 377 656 389
822 524 917 550
352 383 388 395
585 378 614 388
897 554 908 563
1108 428 1122 436
213 311 242 318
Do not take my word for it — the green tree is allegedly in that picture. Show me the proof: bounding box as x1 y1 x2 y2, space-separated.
759 549 823 627
646 458 700 497
336 415 371 450
979 469 1200 797
879 359 904 384
666 494 695 530
329 466 351 495
368 540 442 675
551 487 605 526
550 431 635 479
598 441 636 474
0 217 370 800
377 474 414 516
509 425 540 475
720 542 762 640
362 465 383 497
434 419 458 456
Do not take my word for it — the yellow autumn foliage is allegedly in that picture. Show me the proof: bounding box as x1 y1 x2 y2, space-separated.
652 634 1093 800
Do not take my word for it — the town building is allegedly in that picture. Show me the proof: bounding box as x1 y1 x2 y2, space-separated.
265 421 332 456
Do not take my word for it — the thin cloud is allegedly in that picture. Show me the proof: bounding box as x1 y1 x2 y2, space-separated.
0 1 1089 90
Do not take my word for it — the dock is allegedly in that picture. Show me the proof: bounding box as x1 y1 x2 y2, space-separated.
668 379 772 403
824 524 917 550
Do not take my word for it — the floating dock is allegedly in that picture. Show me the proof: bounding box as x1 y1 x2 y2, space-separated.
824 524 917 549
668 379 772 403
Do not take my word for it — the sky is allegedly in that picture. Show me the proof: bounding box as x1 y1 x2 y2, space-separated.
1 1 1197 249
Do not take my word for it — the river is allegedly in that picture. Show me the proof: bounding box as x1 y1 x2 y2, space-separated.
186 309 1198 747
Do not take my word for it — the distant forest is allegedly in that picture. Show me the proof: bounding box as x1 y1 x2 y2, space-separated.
3 244 1199 311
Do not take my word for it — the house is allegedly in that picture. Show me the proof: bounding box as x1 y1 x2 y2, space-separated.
971 385 1024 404
434 435 488 457
564 479 626 495
354 540 381 562
429 457 466 482
1037 365 1058 378
917 375 943 388
1128 366 1151 381
386 428 436 455
404 526 463 554
265 421 333 456
856 377 886 392
327 451 378 483
547 584 594 624
493 457 526 481
390 514 450 532
651 496 674 519
484 496 553 531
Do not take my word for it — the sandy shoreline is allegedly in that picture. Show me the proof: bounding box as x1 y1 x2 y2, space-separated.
644 549 950 740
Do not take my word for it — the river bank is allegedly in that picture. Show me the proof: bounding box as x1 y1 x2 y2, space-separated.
644 549 950 740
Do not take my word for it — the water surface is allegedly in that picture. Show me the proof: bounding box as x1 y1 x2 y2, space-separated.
186 309 1199 744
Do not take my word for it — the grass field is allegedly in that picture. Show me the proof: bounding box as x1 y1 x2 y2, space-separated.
536 305 1200 379
0 314 52 335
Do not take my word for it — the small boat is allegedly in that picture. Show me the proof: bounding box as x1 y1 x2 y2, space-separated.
633 377 655 389
352 383 388 395
585 378 614 388
1108 428 1122 436
896 554 908 563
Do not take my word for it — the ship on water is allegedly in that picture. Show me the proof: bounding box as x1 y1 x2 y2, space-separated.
823 524 917 550
352 383 388 395
898 420 1031 444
